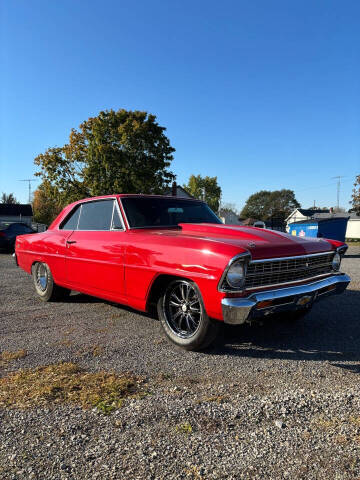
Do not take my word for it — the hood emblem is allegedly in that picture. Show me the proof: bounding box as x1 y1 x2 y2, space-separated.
248 242 256 248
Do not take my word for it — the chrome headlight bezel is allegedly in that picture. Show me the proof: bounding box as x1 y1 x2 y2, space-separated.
332 252 341 271
218 252 251 292
227 262 246 288
336 244 348 256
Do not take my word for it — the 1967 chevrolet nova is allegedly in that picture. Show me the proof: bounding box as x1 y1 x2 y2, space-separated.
15 194 350 350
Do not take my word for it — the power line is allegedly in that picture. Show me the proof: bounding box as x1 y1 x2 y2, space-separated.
296 178 353 192
19 179 37 203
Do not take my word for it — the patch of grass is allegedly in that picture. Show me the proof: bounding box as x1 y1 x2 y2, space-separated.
349 415 360 426
335 435 348 444
75 344 104 358
176 422 193 434
92 327 112 334
110 312 126 321
0 349 27 367
185 465 204 479
56 339 73 347
0 349 27 362
198 395 228 404
0 362 143 414
91 345 104 357
157 372 175 381
311 415 339 431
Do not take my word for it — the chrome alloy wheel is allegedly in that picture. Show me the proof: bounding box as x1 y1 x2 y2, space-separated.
163 281 202 339
35 263 48 291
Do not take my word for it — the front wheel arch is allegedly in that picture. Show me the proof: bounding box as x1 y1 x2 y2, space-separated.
146 274 194 314
156 278 219 351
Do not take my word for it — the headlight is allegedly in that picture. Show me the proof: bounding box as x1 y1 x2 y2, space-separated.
332 252 341 271
226 261 246 288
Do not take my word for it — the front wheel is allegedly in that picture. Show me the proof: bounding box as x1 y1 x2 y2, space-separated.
32 262 70 302
157 279 219 351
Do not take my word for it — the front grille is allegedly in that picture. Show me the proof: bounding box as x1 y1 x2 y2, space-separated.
245 252 335 289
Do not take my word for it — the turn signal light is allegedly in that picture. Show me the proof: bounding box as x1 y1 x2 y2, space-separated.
256 300 273 309
326 285 336 292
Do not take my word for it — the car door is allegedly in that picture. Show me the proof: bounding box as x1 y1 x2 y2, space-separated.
65 199 126 297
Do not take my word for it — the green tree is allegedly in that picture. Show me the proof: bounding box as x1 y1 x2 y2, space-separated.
351 174 360 214
241 189 300 222
34 109 176 207
1 192 19 204
240 190 272 220
32 182 63 225
183 175 221 212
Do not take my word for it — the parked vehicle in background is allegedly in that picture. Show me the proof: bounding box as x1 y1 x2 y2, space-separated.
15 195 350 350
253 221 266 228
0 222 36 252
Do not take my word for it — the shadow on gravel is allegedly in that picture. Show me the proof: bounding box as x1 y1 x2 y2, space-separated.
64 292 157 319
331 364 360 374
210 289 360 368
66 292 102 304
344 254 360 258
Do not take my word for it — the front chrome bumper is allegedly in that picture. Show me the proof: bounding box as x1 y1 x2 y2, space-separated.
221 274 351 325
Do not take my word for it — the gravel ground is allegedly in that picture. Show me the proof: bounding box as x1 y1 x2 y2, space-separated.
0 247 359 479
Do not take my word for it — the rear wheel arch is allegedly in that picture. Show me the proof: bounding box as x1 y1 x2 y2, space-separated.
31 261 70 302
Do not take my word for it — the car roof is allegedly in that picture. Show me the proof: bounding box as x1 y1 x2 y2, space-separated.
68 194 203 206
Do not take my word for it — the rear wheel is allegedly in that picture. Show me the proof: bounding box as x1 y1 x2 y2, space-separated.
32 262 70 302
157 279 219 351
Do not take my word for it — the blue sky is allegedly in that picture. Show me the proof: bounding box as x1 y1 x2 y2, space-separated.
1 0 359 211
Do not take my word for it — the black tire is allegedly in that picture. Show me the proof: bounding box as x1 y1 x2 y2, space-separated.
32 262 70 302
157 279 219 351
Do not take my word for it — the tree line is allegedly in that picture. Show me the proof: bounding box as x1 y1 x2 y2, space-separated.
3 109 359 223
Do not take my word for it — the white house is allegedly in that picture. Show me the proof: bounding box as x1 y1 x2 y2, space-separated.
219 209 242 225
285 208 330 231
346 213 360 240
0 204 33 226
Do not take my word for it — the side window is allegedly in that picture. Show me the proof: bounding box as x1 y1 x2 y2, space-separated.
111 205 123 230
60 206 80 230
77 200 113 231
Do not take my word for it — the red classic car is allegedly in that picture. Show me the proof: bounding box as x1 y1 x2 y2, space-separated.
15 194 350 350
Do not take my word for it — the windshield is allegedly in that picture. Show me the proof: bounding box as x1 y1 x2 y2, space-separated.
121 197 222 228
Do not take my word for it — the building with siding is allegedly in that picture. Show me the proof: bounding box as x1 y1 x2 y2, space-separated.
346 213 360 240
219 209 242 225
0 204 33 226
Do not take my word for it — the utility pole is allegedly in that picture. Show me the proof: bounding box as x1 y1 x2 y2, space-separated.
202 187 206 201
19 179 36 203
331 176 345 210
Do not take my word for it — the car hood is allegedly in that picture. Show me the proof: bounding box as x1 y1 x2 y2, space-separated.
170 223 333 260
